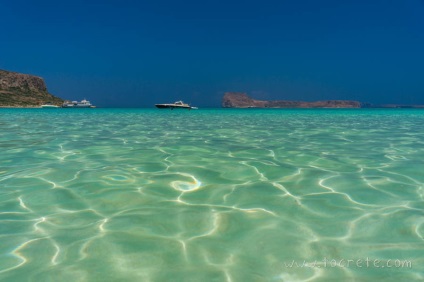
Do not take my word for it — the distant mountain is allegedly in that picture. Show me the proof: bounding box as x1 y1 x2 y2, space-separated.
222 92 361 108
0 69 63 107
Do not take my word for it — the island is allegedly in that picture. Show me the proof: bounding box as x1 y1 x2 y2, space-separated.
0 69 63 107
222 92 424 108
222 92 361 108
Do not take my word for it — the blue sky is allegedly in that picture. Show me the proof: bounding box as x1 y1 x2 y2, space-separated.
1 0 423 107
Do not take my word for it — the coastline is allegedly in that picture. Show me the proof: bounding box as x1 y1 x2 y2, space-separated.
0 106 43 108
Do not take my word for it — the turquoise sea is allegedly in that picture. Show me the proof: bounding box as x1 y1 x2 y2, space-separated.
0 108 423 281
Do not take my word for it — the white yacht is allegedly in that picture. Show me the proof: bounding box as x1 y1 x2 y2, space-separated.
155 101 197 109
62 99 95 108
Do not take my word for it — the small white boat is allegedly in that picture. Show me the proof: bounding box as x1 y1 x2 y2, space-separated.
41 104 60 108
155 101 197 109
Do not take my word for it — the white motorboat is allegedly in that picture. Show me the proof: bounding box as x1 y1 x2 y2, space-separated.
155 101 197 109
62 99 96 108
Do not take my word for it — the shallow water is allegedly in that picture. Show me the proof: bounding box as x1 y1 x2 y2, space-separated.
0 108 423 281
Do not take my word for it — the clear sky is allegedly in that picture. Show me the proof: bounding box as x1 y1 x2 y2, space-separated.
1 0 423 107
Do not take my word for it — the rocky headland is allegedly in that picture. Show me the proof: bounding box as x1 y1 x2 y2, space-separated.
0 69 63 107
222 92 362 108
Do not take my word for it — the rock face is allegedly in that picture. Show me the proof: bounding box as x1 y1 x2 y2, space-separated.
0 69 63 107
222 92 361 108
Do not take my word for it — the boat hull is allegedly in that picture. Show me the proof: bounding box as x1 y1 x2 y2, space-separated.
62 105 92 108
41 105 60 108
155 104 192 109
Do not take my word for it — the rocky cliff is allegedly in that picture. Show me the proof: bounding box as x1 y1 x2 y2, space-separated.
0 70 63 107
222 92 362 108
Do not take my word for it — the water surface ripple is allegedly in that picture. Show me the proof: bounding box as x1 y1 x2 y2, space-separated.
0 108 423 281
